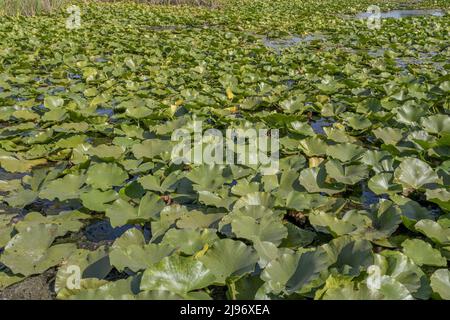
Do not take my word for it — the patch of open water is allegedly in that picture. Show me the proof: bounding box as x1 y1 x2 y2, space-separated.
356 9 445 19
262 34 327 52
310 117 335 135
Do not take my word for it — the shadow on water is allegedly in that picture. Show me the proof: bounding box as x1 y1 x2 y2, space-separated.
361 183 388 208
84 220 134 242
84 220 151 243
95 108 114 117
0 168 28 181
310 117 335 135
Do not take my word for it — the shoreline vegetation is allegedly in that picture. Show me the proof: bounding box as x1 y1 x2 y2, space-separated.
0 0 222 16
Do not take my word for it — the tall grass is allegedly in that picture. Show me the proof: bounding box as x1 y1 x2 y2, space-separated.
0 0 68 16
0 0 221 17
97 0 221 8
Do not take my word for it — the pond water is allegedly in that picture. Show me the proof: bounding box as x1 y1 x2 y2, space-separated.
68 73 82 80
84 220 151 242
310 117 334 135
94 57 108 63
356 9 445 19
0 168 27 181
368 48 445 71
84 220 134 242
49 87 66 95
262 34 326 51
95 108 114 117
361 182 388 208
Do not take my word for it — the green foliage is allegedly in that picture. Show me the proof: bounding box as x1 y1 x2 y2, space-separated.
0 0 449 300
0 0 67 16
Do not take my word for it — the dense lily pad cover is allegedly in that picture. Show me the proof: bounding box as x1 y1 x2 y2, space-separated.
0 0 449 300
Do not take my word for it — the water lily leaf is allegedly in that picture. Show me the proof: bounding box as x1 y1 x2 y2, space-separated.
323 236 373 276
285 248 330 294
140 255 216 295
253 240 283 268
368 173 402 195
0 271 24 290
55 247 112 293
0 214 15 248
394 158 440 189
289 121 314 135
199 239 258 284
320 271 413 300
86 163 128 191
231 214 287 245
105 195 161 228
310 209 371 237
390 195 434 230
219 205 275 235
230 179 260 196
137 192 166 221
280 222 316 248
376 251 430 300
285 191 329 211
430 269 450 300
425 188 450 212
0 156 47 173
15 211 90 237
0 179 21 193
373 127 404 145
2 0 449 301
279 98 305 113
260 252 301 294
415 219 450 246
367 265 414 299
44 96 64 109
58 277 138 300
311 200 401 240
150 205 188 241
394 104 425 126
136 290 196 300
318 249 428 300
421 115 450 135
362 201 402 240
232 275 265 300
0 224 76 276
176 210 224 230
3 187 38 208
315 274 362 300
299 165 345 195
325 160 368 185
80 189 118 212
346 114 371 130
87 145 125 160
402 239 447 267
110 229 173 272
186 164 227 191
161 228 218 255
132 139 173 159
299 136 327 156
39 173 86 201
326 143 365 163
198 190 237 210
0 225 14 249
124 57 136 70
361 150 394 173
233 192 275 210
138 172 180 193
